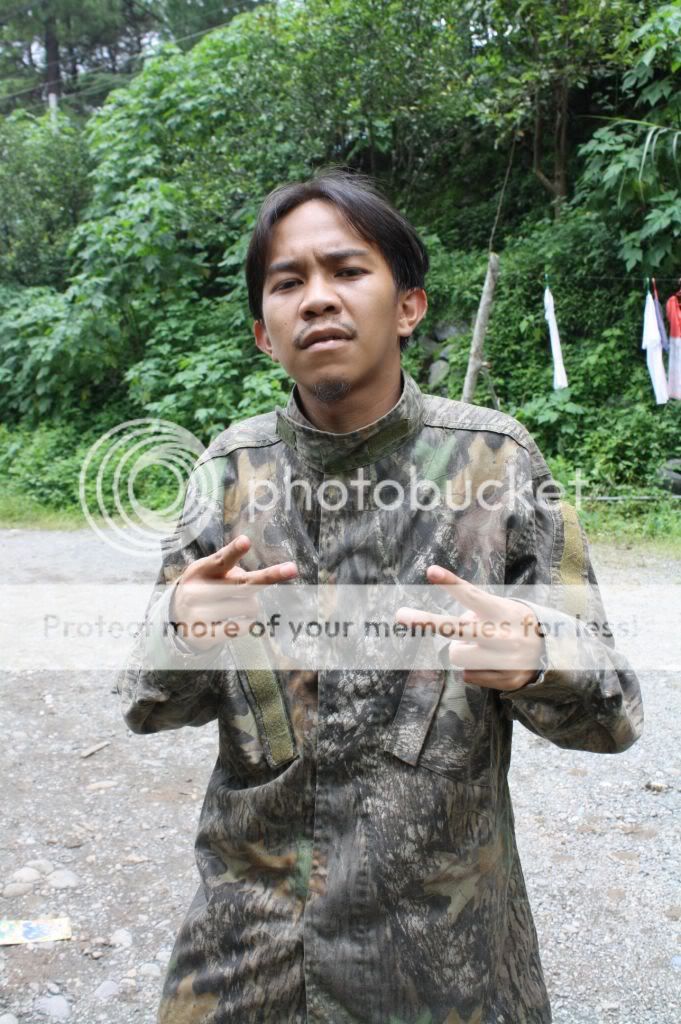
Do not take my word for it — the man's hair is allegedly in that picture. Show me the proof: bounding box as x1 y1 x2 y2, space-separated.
245 168 429 352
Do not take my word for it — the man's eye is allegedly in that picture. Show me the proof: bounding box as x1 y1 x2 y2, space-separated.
274 279 298 291
337 268 365 277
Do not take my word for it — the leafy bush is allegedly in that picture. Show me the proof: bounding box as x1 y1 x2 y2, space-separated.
0 110 92 289
0 284 123 423
576 2 681 272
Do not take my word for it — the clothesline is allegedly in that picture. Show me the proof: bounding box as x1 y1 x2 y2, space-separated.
492 274 681 284
542 279 680 403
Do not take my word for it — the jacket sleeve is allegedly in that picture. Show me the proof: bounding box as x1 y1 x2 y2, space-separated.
500 441 643 754
116 455 233 734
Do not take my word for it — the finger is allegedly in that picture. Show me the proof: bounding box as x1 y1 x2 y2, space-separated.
174 577 256 609
395 607 465 639
395 606 502 643
448 641 538 672
426 565 503 616
203 534 251 577
241 560 298 588
461 669 539 690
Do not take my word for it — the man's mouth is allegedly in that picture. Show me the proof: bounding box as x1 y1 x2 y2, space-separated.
300 328 352 350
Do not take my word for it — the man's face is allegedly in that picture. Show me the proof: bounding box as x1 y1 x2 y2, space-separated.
253 199 426 401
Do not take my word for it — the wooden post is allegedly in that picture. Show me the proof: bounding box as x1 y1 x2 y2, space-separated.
461 252 499 404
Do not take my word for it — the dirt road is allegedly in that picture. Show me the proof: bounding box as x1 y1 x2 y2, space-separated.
0 530 679 1023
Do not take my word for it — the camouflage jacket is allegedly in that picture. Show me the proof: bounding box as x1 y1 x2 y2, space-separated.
118 372 643 1024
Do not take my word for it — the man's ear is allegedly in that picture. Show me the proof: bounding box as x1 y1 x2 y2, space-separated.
254 319 278 362
397 288 428 339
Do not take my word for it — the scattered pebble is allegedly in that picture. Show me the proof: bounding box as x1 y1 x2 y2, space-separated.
110 928 133 948
0 1014 19 1024
26 858 54 875
94 979 119 1001
46 869 80 890
1 881 34 898
11 867 41 884
139 961 161 978
33 994 70 1020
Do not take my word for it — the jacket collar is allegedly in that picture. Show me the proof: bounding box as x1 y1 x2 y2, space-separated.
275 372 424 474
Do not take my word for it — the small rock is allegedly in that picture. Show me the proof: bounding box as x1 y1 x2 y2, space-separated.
644 780 669 793
110 928 133 948
0 1014 20 1024
672 955 681 970
139 961 161 978
94 979 119 1001
33 994 71 1020
26 859 54 875
46 981 61 994
11 867 41 884
46 870 79 890
2 881 33 898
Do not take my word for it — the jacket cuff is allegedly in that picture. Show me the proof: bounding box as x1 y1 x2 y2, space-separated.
143 583 224 672
501 598 601 702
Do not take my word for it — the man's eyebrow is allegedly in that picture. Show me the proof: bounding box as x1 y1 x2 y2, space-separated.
266 248 372 277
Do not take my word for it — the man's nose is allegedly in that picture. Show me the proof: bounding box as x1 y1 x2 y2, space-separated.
300 274 341 319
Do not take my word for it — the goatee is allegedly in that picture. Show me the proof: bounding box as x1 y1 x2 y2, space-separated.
311 377 351 403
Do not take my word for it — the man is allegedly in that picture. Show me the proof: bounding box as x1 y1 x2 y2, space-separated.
118 169 642 1024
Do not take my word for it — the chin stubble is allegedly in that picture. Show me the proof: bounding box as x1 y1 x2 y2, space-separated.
311 377 352 404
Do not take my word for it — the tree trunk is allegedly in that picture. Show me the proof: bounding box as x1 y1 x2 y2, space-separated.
532 82 569 218
461 252 499 405
553 78 569 215
44 9 61 103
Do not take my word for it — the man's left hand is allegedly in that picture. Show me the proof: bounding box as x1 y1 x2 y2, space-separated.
395 565 545 692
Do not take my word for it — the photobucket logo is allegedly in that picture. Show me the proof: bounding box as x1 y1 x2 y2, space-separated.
246 466 581 518
79 419 218 557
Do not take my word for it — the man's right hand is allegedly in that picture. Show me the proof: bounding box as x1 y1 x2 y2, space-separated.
169 534 298 652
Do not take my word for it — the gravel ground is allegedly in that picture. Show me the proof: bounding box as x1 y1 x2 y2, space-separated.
0 529 679 1024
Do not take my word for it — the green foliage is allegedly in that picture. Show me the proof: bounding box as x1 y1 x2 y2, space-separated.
577 2 681 271
0 110 91 287
0 283 124 423
126 327 291 438
435 208 681 488
1 0 679 533
0 419 111 511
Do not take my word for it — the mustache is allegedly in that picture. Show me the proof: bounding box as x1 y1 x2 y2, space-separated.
294 321 356 349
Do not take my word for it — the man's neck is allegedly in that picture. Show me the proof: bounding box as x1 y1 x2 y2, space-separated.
294 371 403 434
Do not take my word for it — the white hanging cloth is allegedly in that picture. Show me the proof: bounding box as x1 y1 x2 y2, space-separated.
543 286 568 389
641 291 669 405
